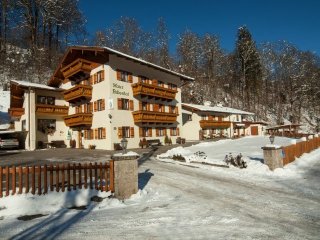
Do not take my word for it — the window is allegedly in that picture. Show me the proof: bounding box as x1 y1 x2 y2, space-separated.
140 127 152 137
38 119 56 133
37 96 55 105
170 127 179 136
22 120 26 131
118 98 133 111
97 100 103 111
98 128 104 139
168 83 177 90
142 102 148 111
118 126 134 139
94 99 105 112
84 103 91 113
140 76 149 84
156 128 166 136
96 71 104 83
158 104 164 112
85 130 94 140
158 81 164 87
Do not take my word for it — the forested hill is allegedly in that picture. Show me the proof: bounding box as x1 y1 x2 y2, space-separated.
0 1 319 131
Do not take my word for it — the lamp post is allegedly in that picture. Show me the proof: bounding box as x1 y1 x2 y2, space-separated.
120 137 128 154
269 135 275 145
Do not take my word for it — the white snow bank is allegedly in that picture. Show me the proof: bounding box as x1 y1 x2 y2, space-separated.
157 136 319 179
113 151 139 157
0 188 149 219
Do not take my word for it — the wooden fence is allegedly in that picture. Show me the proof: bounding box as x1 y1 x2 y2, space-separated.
282 136 320 166
0 161 114 198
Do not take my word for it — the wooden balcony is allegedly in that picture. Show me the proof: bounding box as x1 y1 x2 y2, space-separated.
63 85 92 103
200 120 232 129
8 108 24 118
61 58 95 82
132 110 178 124
64 113 93 128
36 104 69 116
132 82 178 101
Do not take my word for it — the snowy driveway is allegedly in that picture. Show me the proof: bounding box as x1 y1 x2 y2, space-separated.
0 138 319 239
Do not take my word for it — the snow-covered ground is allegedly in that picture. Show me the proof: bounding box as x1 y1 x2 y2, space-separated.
0 136 319 239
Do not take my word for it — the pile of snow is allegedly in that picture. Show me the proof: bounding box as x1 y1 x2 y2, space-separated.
113 151 139 157
156 136 317 179
0 189 148 219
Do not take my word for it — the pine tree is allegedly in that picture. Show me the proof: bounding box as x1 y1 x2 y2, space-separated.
234 26 262 111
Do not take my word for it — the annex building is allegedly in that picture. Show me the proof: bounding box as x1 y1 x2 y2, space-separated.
8 46 194 150
181 102 266 140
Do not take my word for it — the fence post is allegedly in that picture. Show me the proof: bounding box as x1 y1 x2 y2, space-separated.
261 146 283 170
112 154 139 200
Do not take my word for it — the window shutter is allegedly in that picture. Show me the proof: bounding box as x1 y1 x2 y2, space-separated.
139 102 142 110
101 70 105 80
148 128 152 137
102 128 106 139
175 106 179 114
152 79 157 85
129 100 134 111
138 76 141 83
147 103 151 111
118 127 123 139
90 102 93 112
117 98 122 110
154 104 159 112
177 127 180 136
94 129 98 139
139 128 143 137
156 128 159 137
116 70 121 80
93 74 97 84
101 99 105 110
94 101 97 112
90 130 94 139
170 128 173 136
128 74 133 83
90 76 93 85
130 127 134 138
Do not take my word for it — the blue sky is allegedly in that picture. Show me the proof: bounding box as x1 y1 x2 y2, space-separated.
79 0 320 55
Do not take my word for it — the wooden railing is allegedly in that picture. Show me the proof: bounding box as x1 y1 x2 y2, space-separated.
64 113 93 127
200 120 231 129
132 82 178 100
132 110 178 124
63 84 92 103
36 104 69 115
61 58 94 79
8 107 24 118
282 136 320 165
0 162 114 198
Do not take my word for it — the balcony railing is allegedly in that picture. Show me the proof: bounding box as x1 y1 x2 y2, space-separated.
8 108 24 118
63 85 92 103
132 82 178 100
64 113 93 128
36 104 69 116
61 58 95 81
200 120 232 129
132 110 178 124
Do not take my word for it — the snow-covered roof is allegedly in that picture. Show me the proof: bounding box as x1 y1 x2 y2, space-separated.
11 80 62 91
100 46 195 81
182 103 255 115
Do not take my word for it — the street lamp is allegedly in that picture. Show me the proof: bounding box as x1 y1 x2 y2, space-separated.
120 137 128 154
269 135 275 145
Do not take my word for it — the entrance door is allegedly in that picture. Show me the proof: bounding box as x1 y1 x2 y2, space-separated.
251 126 258 136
